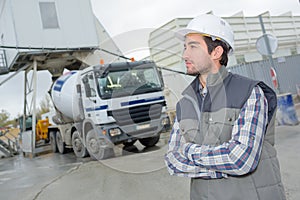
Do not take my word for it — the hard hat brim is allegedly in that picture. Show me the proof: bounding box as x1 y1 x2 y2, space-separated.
175 28 202 41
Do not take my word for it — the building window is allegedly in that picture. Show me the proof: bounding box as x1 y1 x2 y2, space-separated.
236 55 245 64
39 2 59 29
291 47 297 55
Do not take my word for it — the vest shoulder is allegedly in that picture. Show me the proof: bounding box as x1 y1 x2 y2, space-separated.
229 73 276 96
225 73 259 94
229 73 258 84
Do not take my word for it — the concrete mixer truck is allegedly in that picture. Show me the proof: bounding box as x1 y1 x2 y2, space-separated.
48 60 169 160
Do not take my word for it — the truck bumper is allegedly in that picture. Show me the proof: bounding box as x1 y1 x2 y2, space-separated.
100 114 168 144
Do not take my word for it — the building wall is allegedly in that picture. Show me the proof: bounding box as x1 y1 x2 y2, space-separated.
225 11 300 64
0 0 99 70
79 18 126 66
8 0 98 48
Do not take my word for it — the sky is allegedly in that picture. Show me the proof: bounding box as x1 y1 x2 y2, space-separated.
1 0 300 119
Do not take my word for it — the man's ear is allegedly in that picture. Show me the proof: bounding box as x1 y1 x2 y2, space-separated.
211 46 224 61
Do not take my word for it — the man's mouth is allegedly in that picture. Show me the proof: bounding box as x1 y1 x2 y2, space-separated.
185 61 192 66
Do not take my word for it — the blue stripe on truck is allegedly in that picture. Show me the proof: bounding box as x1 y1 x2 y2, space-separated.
53 71 77 92
85 96 164 112
121 96 164 107
86 105 108 112
53 80 65 92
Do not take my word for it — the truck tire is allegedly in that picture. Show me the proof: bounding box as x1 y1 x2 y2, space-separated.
86 129 114 160
139 135 160 147
49 131 58 153
56 131 66 154
72 131 89 158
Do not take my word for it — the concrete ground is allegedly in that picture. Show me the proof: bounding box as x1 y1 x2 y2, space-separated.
1 107 300 200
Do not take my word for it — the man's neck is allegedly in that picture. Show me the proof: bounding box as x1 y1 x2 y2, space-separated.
199 63 223 87
199 75 207 88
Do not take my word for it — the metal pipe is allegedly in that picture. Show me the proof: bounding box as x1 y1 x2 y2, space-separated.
0 64 30 86
31 59 37 158
258 15 280 94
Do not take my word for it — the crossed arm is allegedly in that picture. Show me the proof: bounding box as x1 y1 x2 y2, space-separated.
165 86 268 178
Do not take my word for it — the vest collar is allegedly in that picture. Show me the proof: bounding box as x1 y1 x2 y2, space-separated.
206 65 229 87
182 66 229 96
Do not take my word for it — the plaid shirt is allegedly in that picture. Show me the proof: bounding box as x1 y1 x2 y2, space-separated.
165 86 268 178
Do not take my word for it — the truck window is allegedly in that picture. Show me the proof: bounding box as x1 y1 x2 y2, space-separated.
83 73 97 98
97 66 163 99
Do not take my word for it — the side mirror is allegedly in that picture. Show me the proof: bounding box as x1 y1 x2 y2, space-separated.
82 76 88 84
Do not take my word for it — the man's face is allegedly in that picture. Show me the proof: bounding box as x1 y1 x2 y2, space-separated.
182 34 214 76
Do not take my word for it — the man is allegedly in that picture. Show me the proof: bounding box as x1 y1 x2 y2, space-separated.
165 14 286 200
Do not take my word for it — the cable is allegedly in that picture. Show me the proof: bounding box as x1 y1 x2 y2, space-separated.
157 65 186 75
0 45 187 75
0 45 130 60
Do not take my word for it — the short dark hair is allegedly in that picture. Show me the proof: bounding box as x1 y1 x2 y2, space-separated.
203 36 230 66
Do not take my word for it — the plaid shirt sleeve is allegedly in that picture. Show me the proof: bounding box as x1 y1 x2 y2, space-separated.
165 86 268 178
164 118 227 178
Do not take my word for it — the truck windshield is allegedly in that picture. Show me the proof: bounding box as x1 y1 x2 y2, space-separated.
97 66 163 99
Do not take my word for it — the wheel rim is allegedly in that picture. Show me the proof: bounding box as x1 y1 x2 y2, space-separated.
73 137 82 152
72 131 89 158
88 138 99 154
86 130 114 160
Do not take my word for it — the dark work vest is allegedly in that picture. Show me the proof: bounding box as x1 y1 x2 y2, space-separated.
176 66 286 200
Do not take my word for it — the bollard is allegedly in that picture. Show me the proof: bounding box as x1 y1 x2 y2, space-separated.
276 93 299 125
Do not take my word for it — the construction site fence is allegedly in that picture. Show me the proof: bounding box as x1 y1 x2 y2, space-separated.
228 54 300 96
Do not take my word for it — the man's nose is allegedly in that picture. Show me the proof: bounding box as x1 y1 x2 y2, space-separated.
182 49 189 60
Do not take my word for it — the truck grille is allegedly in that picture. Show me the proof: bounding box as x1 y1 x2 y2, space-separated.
108 102 164 126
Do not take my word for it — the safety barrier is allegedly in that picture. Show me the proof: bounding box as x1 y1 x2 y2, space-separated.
276 93 299 126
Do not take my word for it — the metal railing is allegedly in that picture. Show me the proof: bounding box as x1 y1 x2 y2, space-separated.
229 54 300 95
0 129 19 158
0 49 9 74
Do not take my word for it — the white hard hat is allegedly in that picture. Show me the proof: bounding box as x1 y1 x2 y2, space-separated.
175 14 235 53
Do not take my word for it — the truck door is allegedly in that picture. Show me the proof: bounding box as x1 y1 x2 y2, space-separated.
82 72 98 120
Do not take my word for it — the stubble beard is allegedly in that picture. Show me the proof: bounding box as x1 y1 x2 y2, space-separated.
187 64 212 76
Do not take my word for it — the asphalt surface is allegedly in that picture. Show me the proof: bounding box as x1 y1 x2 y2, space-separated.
0 108 300 200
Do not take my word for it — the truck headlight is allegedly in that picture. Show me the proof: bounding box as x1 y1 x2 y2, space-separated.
109 128 122 137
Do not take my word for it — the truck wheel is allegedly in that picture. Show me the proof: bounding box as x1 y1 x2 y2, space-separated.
139 135 160 147
86 130 114 160
72 131 89 158
49 131 58 153
56 131 66 154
